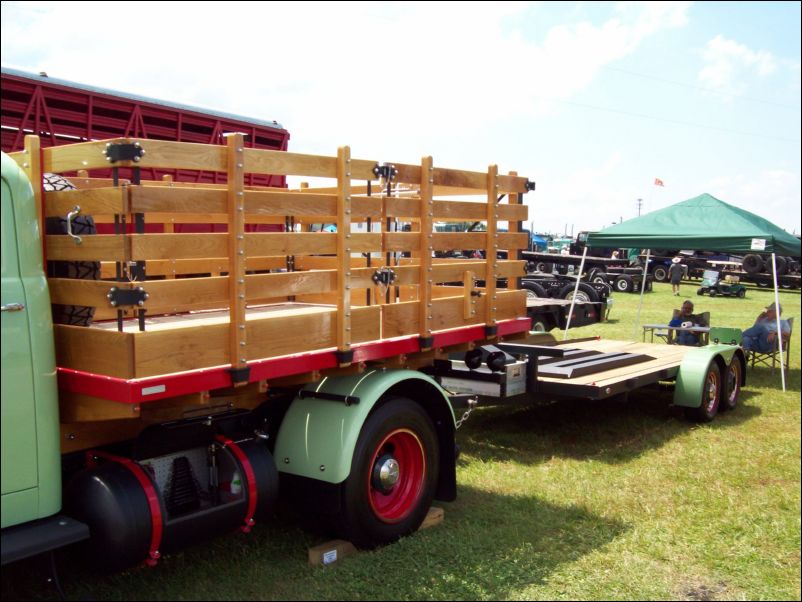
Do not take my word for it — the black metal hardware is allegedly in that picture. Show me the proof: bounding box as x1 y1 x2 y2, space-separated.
371 267 396 286
335 349 354 365
419 336 434 350
485 325 498 337
107 286 149 308
372 163 398 181
299 390 360 406
524 180 536 191
104 141 145 163
228 365 251 386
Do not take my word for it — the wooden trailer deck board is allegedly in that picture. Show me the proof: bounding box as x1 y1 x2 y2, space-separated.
536 339 690 390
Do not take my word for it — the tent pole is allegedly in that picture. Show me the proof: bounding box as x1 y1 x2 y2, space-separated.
633 249 651 340
563 246 588 340
771 253 786 392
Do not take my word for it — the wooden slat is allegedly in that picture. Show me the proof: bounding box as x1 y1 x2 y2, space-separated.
383 232 528 252
128 232 381 260
43 139 128 172
55 325 134 379
244 148 337 178
45 187 128 217
46 235 126 262
133 139 227 172
129 186 227 214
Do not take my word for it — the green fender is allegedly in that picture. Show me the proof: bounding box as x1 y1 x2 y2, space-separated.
673 344 743 408
273 369 455 485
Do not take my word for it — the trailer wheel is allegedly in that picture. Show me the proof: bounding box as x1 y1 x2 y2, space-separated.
614 275 633 292
43 174 100 326
591 273 608 284
684 364 721 422
335 397 438 548
721 360 742 411
652 266 668 282
774 255 787 276
558 282 599 303
522 281 548 300
742 254 763 274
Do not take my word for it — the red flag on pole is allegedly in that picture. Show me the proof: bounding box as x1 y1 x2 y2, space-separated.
654 178 665 187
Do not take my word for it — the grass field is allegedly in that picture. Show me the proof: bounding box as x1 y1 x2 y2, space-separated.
2 281 800 601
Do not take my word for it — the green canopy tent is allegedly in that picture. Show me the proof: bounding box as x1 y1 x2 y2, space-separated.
583 193 800 390
585 193 800 255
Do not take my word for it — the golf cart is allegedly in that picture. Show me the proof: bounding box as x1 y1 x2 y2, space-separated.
697 269 747 298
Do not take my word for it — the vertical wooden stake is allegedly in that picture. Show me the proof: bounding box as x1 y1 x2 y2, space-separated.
336 147 352 364
507 171 520 291
23 135 44 257
485 165 499 334
225 133 248 381
419 156 434 346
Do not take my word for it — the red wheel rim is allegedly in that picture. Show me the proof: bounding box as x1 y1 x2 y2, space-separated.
367 429 425 523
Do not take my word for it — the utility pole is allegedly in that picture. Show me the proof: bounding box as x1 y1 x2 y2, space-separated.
637 198 643 216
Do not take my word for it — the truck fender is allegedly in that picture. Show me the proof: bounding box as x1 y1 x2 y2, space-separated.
673 345 744 408
273 370 456 494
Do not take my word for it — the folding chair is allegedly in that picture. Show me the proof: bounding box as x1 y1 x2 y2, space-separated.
748 317 793 371
708 327 742 346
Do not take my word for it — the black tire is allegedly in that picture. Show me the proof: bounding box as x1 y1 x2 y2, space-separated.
558 282 599 303
697 288 705 296
709 289 717 297
684 364 721 422
613 275 633 293
742 254 763 274
773 256 787 276
737 288 746 298
721 359 742 411
591 273 608 284
530 317 551 332
534 261 552 273
334 398 439 548
652 266 669 282
522 282 548 300
43 174 100 326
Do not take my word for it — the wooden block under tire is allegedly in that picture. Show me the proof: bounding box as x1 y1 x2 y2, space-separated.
308 507 444 566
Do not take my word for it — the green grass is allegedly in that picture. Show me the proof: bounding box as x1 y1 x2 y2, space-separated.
2 282 800 600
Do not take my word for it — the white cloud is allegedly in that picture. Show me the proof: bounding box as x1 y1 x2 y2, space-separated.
698 34 778 97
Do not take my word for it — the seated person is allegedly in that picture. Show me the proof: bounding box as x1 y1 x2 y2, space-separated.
741 302 791 352
668 300 705 346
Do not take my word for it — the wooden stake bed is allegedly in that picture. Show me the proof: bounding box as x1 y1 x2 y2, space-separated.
12 136 534 400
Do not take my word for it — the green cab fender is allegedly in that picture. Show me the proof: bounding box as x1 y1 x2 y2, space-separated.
673 344 744 408
273 369 456 494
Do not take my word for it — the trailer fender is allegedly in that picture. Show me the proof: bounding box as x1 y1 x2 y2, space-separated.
273 370 456 491
673 345 744 408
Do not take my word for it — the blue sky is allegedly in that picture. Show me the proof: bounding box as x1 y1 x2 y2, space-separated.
2 1 800 236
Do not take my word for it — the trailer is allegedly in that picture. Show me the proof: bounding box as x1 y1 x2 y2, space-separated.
427 333 746 424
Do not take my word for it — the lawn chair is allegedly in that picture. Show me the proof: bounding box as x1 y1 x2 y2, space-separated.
748 317 794 371
708 327 742 346
662 310 710 345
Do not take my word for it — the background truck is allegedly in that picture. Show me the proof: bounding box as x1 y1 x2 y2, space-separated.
1 133 535 571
